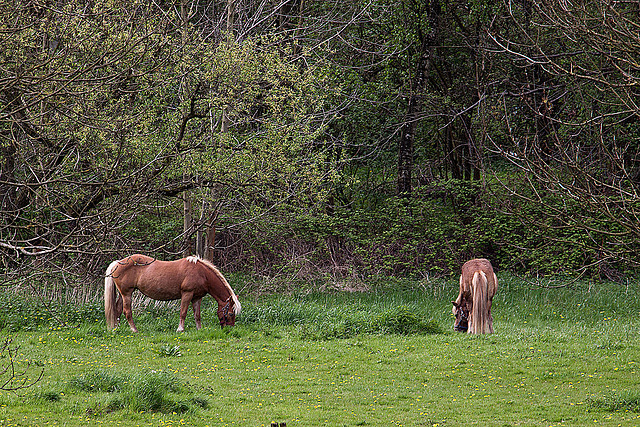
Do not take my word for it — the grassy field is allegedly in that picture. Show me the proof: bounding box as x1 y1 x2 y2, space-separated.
0 275 638 426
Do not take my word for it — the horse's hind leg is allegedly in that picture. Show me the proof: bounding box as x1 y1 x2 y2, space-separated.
121 292 138 333
115 294 123 326
487 299 494 333
177 292 194 332
192 298 202 330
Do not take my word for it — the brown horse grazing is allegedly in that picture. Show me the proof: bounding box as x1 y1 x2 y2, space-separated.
452 258 497 334
104 254 241 332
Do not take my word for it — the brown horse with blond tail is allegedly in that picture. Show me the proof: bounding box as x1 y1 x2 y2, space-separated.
452 258 497 334
105 254 241 332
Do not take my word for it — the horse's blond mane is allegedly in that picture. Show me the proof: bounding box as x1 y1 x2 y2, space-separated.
192 257 241 315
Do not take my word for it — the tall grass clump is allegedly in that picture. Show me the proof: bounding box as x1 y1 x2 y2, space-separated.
297 308 442 340
293 304 442 340
372 306 442 335
237 283 446 340
69 369 204 414
495 273 640 325
588 390 640 412
0 294 52 331
0 290 104 332
70 369 124 393
118 370 182 413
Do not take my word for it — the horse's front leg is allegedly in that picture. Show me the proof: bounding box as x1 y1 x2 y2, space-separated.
177 292 194 332
192 298 202 330
121 292 138 333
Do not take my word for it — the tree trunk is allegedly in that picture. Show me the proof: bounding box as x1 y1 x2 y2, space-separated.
183 193 193 257
180 0 193 257
396 0 440 198
397 124 415 196
204 223 216 261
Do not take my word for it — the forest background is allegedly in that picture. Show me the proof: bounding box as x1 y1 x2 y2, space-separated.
2 0 640 297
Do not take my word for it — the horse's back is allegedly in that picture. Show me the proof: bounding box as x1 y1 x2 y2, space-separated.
460 258 497 297
142 258 208 300
114 255 204 301
461 258 494 277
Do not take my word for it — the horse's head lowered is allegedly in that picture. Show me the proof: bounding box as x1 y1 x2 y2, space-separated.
451 300 469 332
218 296 240 328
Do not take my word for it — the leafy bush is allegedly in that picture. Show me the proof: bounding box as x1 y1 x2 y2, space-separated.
209 172 638 281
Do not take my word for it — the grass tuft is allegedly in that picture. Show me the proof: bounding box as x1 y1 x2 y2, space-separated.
372 306 442 335
70 369 125 393
117 370 181 413
36 390 62 402
69 369 198 414
156 344 182 357
588 390 640 412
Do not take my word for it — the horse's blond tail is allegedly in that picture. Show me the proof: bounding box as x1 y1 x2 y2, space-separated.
470 271 490 334
104 260 120 330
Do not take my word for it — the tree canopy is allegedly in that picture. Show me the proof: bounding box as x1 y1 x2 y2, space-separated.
2 0 640 287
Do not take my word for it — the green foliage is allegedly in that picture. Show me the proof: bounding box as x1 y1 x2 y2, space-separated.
218 168 633 280
2 0 639 283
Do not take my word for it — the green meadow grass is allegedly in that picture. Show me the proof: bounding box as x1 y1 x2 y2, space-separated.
0 274 638 426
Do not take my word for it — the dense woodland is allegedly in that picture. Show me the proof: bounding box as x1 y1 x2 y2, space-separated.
2 0 640 294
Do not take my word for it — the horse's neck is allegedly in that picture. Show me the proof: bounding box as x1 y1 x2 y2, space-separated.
204 268 231 302
212 290 231 303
